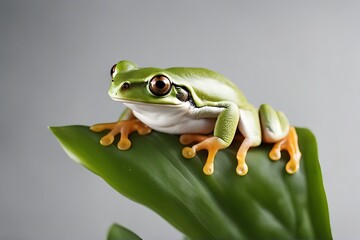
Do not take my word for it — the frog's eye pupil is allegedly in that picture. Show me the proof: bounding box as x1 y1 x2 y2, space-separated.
149 75 172 96
110 64 117 78
155 80 165 89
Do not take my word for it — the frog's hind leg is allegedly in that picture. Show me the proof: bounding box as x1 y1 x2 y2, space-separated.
269 127 301 174
259 104 301 174
236 107 262 176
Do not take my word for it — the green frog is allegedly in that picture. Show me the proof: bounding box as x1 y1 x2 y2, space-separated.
91 60 301 176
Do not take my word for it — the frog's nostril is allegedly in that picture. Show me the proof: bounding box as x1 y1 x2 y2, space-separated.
120 82 130 91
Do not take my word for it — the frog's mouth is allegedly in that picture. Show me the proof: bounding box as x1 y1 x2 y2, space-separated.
110 97 189 108
113 98 194 123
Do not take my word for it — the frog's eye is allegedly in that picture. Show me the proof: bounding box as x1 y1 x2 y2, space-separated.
110 64 117 79
149 75 172 96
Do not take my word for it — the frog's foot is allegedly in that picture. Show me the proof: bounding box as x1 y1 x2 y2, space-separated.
180 134 227 175
90 119 152 150
269 127 301 174
235 138 254 176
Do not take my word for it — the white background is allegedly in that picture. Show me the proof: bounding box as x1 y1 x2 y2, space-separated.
1 1 359 239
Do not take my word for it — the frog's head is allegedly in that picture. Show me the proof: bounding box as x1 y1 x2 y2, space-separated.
108 60 192 106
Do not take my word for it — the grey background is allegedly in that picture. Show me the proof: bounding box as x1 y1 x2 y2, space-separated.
1 0 359 239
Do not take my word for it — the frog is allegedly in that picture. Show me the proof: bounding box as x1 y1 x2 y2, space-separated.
91 60 301 176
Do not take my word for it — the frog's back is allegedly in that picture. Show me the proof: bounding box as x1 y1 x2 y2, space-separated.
165 67 248 107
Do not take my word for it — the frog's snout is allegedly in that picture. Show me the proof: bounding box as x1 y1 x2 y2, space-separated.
120 82 130 91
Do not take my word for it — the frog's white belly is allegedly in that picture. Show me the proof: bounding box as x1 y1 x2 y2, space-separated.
123 101 221 134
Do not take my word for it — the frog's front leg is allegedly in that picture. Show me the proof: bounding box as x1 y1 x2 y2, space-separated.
181 135 228 175
90 108 152 150
259 104 301 174
181 102 239 175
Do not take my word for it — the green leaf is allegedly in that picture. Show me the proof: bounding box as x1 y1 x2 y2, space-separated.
107 223 142 240
50 125 331 239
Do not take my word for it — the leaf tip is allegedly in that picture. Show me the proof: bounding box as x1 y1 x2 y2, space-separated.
107 223 142 240
48 125 61 137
